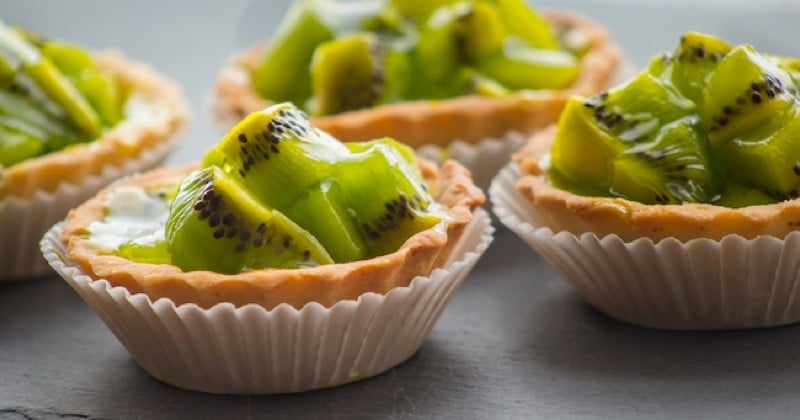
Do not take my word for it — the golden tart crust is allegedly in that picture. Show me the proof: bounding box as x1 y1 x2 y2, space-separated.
0 51 189 201
213 11 621 146
514 126 800 243
60 159 484 310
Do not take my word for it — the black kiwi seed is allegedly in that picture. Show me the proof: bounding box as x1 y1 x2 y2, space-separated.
194 201 207 211
209 214 221 227
213 228 225 239
751 92 762 104
238 134 247 143
303 250 311 260
723 106 734 115
223 213 236 225
257 223 267 234
200 209 212 219
253 238 263 248
793 163 800 176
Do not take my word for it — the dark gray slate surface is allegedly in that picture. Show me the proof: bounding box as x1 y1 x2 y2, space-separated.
2 1 800 419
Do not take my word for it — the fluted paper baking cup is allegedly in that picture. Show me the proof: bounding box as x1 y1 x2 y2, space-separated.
1 136 178 280
416 131 527 190
491 163 800 330
41 209 493 394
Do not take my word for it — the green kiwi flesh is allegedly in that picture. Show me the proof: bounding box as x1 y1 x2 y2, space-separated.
0 21 124 166
166 166 333 274
476 39 579 91
700 45 795 145
549 31 800 207
253 0 576 115
493 0 560 50
310 33 388 116
282 177 368 263
197 102 443 267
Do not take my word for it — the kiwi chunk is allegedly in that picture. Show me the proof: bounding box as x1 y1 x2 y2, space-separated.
0 124 44 166
412 1 507 97
252 2 334 107
0 21 101 137
310 34 388 116
0 90 80 152
552 71 695 188
658 32 732 103
718 105 800 199
204 102 349 211
477 39 578 91
166 166 333 273
335 143 442 257
700 45 796 145
609 116 719 204
493 0 560 50
283 177 368 262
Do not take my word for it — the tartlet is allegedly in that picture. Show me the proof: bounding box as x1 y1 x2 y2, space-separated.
213 7 621 187
491 32 800 330
42 104 491 394
58 158 484 309
1 41 188 279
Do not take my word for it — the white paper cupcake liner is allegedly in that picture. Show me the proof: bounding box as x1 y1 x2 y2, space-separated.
0 136 178 280
416 131 528 191
491 163 800 330
41 208 493 394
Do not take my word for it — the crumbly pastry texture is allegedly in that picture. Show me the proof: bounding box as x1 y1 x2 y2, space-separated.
514 126 800 242
212 11 620 146
0 51 189 200
60 159 484 310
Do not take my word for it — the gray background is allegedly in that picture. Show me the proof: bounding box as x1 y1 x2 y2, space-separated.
2 1 800 419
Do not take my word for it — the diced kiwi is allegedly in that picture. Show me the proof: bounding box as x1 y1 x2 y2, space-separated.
0 21 100 137
550 98 625 189
0 90 80 152
661 32 732 104
117 241 171 265
701 45 796 145
252 1 334 106
476 39 578 90
335 143 442 257
493 0 560 50
551 72 696 192
310 34 388 116
166 166 333 273
203 102 349 211
0 124 45 166
40 41 122 126
413 1 506 96
204 102 443 262
715 182 776 208
283 177 367 262
609 116 719 204
769 54 800 83
718 105 800 198
389 0 458 21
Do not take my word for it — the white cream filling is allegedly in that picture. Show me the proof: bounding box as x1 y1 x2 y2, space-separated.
86 186 169 251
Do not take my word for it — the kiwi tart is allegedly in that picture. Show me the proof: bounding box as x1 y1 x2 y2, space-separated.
511 32 800 242
213 0 620 148
0 21 187 279
58 103 484 309
0 21 187 199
